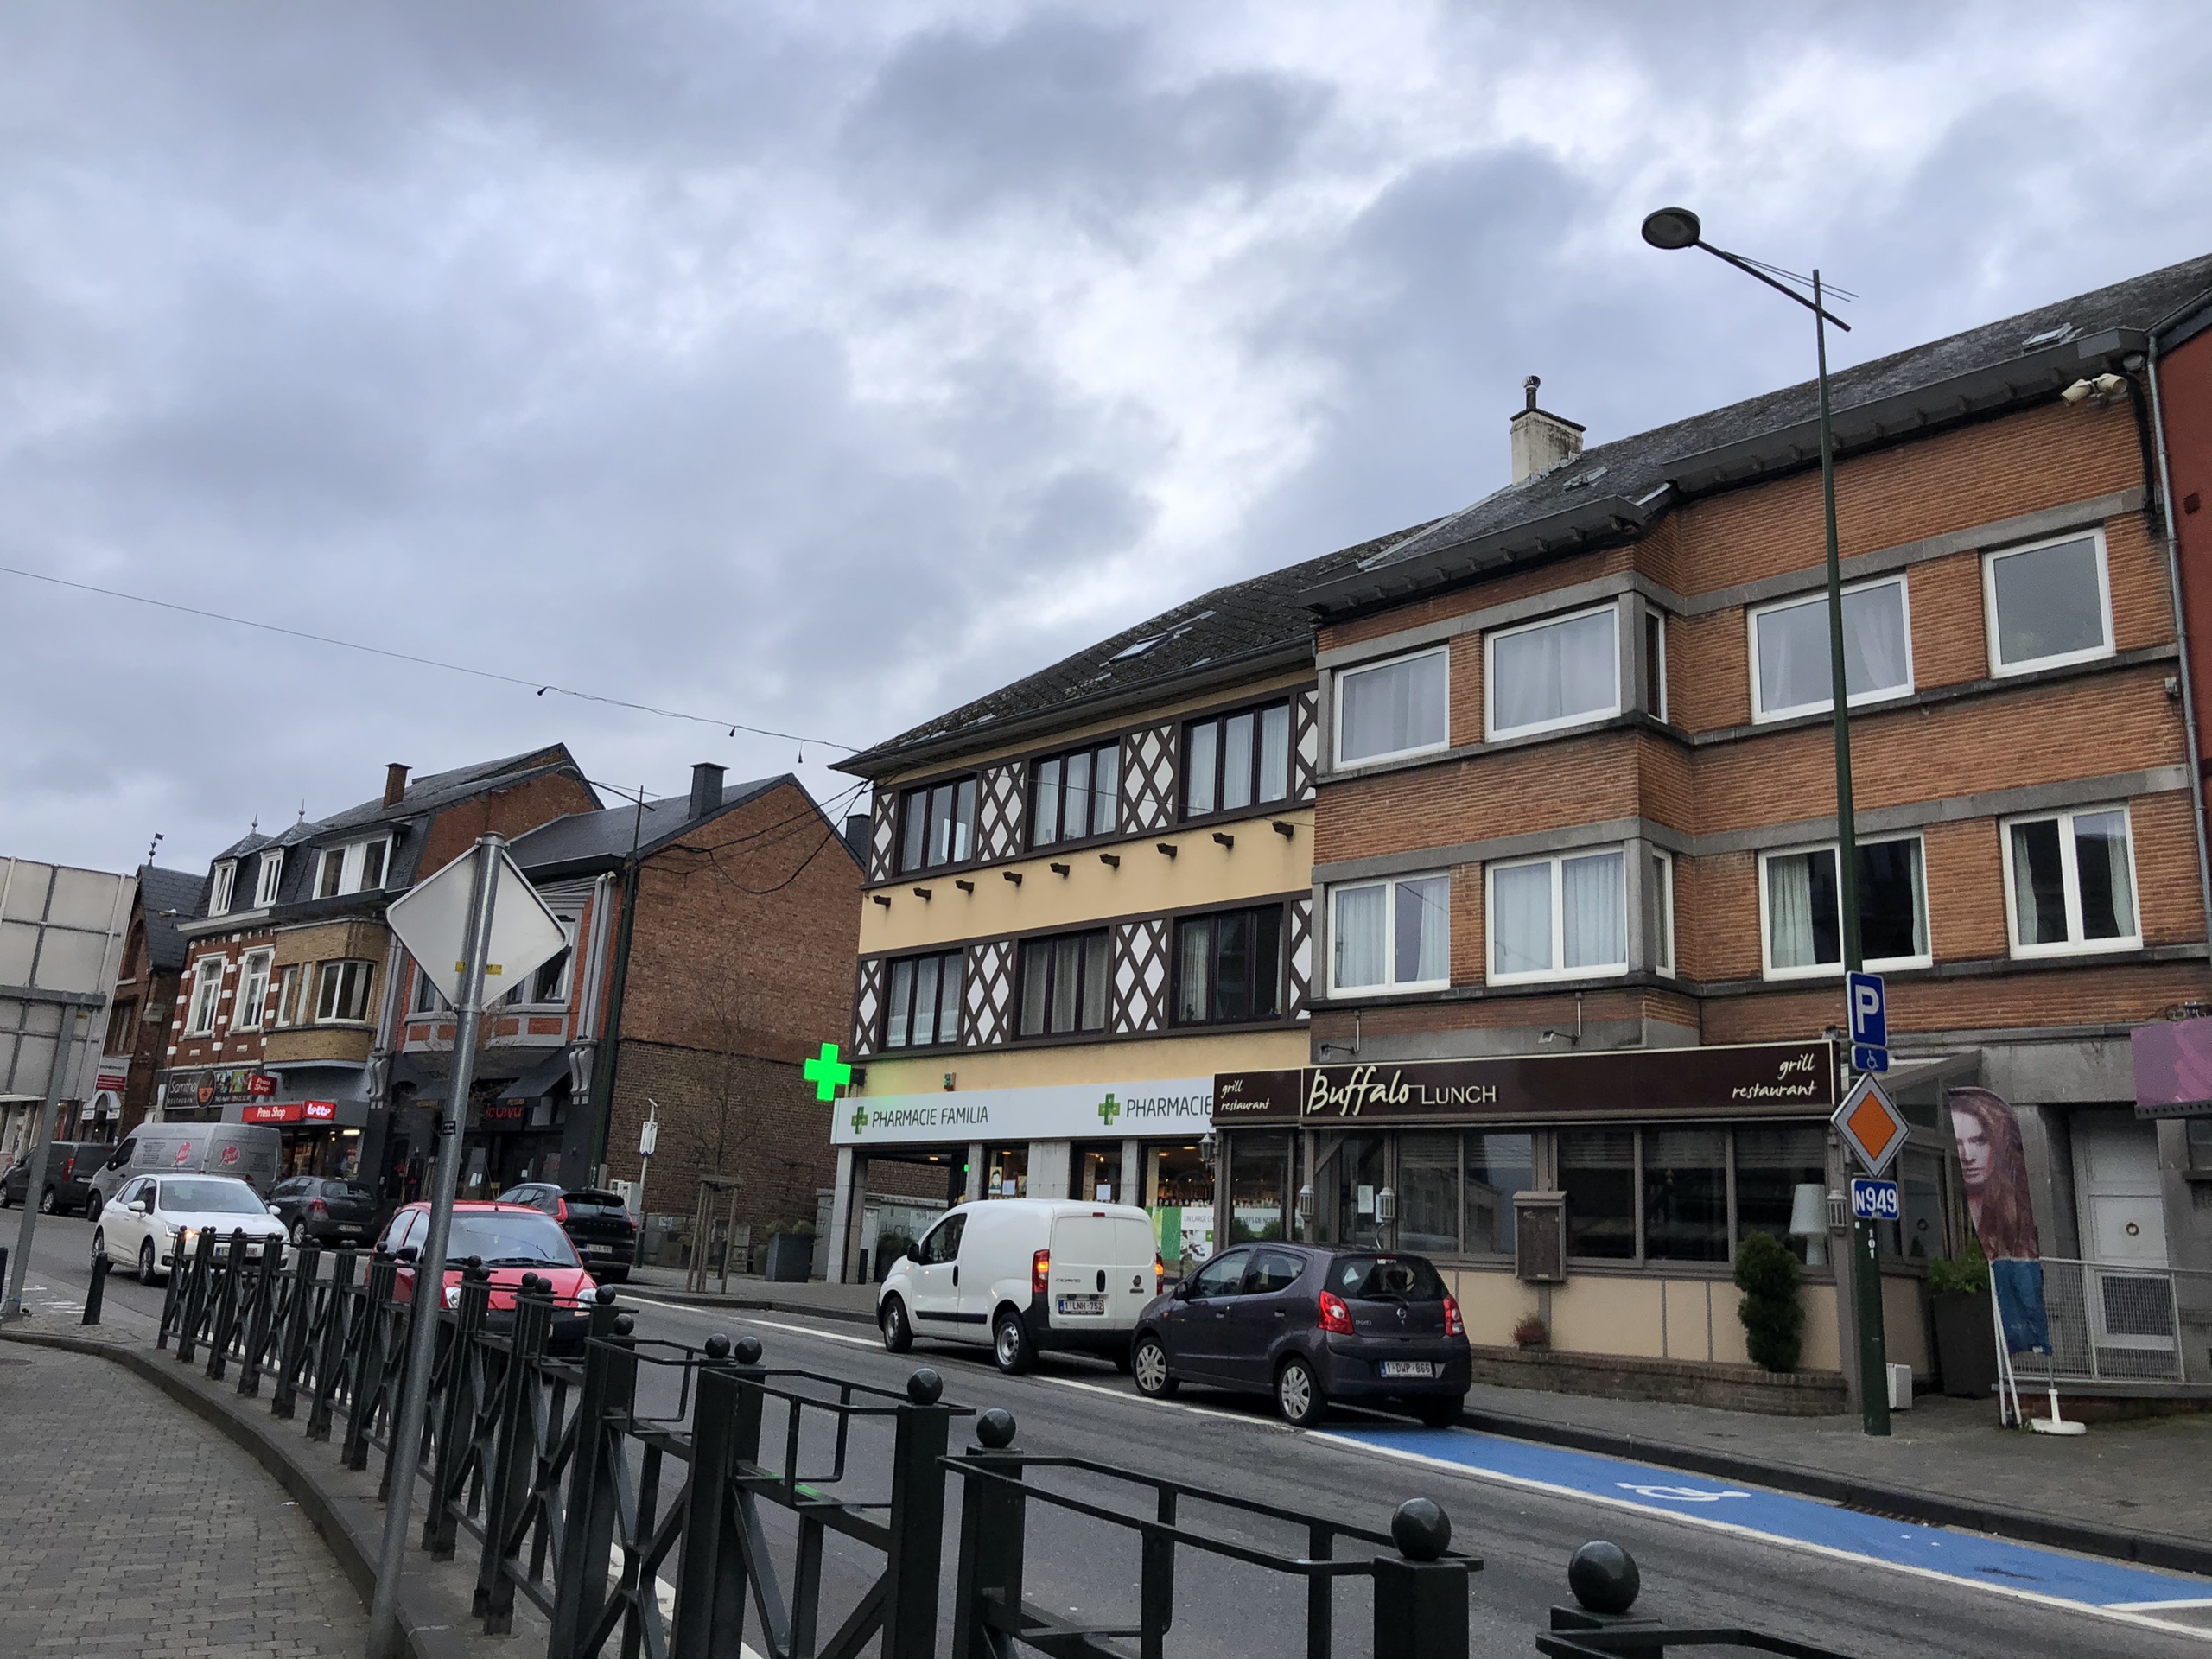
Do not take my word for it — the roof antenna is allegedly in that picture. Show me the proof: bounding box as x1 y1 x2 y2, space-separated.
147 831 164 865
297 798 307 822
1524 374 1541 411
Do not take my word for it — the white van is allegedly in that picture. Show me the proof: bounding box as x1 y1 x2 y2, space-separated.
878 1198 1161 1373
85 1123 283 1210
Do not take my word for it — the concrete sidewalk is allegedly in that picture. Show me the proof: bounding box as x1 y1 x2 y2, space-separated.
0 1339 367 1656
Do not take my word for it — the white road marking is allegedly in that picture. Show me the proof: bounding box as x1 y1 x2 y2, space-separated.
2112 1599 2212 1611
1034 1371 1294 1431
614 1295 878 1348
1314 1432 2212 1644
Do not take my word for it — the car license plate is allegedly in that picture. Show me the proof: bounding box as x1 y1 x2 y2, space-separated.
1056 1294 1106 1316
1378 1360 1437 1379
339 1225 361 1234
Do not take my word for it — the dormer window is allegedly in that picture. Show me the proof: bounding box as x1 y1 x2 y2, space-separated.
254 850 284 908
316 837 393 899
208 861 238 917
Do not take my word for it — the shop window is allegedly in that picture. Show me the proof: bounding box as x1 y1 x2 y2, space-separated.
2003 806 2138 956
1017 931 1109 1038
1396 1131 1459 1255
1986 532 2111 676
1183 702 1290 817
1032 741 1121 846
232 950 274 1033
1489 849 1625 983
1173 906 1283 1025
1560 1128 1636 1260
1643 1128 1728 1262
1897 1148 1947 1261
185 957 225 1038
1734 1125 1828 1264
898 777 976 874
984 1145 1028 1199
1145 1141 1215 1268
1336 648 1447 766
1487 604 1620 740
1751 575 1912 721
1323 1133 1388 1249
1465 1130 1535 1255
1228 1133 1291 1243
1761 836 1928 976
315 959 373 1023
1329 873 1449 994
1076 1144 1120 1204
885 949 963 1050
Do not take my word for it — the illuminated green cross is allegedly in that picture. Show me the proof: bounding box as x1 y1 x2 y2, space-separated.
1097 1093 1120 1128
804 1041 854 1103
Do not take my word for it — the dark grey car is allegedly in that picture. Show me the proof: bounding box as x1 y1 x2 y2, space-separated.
266 1175 380 1245
0 1141 113 1217
494 1184 637 1283
1129 1244 1471 1428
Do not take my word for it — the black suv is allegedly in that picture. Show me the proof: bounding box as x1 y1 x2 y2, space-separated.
1129 1244 1471 1428
267 1175 381 1246
493 1184 637 1282
1 1141 113 1217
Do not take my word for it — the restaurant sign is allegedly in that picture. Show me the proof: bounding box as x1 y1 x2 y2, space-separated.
163 1066 278 1108
1214 1039 1836 1128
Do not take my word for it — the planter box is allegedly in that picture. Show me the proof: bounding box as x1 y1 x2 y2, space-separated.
1466 1344 1847 1415
1931 1289 1999 1400
763 1232 817 1283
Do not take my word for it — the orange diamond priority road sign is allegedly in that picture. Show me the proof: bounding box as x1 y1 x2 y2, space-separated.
1833 1072 1908 1178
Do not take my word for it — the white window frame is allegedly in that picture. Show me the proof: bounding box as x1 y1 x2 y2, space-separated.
185 957 226 1037
1484 848 1630 986
1325 872 1452 997
253 850 283 908
315 959 374 1024
411 964 449 1016
1747 574 1914 723
1755 834 1932 981
1484 601 1623 741
273 964 305 1027
1644 607 1669 724
317 837 395 899
1332 646 1450 768
232 949 274 1032
1983 528 2115 677
1649 848 1676 977
209 861 238 917
527 919 578 1006
1999 804 2141 958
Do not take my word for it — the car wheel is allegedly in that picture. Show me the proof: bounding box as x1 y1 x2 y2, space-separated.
880 1295 913 1354
1412 1394 1465 1429
83 1192 103 1219
1276 1357 1326 1428
91 1229 106 1272
139 1240 160 1285
1130 1335 1178 1397
0 1184 12 1207
38 1185 57 1215
993 1310 1035 1375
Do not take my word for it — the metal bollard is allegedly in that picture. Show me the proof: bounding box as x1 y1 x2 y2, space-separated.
1370 1499 1471 1659
82 1253 111 1325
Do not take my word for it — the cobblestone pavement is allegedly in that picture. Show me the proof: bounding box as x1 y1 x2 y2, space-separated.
0 1341 366 1656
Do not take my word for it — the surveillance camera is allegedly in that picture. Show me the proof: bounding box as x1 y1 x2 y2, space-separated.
2093 372 2127 398
2061 378 2095 404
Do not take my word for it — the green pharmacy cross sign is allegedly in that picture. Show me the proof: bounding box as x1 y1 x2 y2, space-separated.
804 1041 854 1103
849 1103 868 1135
1097 1093 1120 1128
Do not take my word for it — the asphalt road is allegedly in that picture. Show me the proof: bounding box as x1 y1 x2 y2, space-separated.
10 1211 2208 1659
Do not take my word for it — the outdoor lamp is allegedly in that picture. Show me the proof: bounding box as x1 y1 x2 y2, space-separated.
1639 206 1702 251
1198 1132 1217 1166
1294 1184 1314 1223
1789 1181 1828 1268
1376 1186 1397 1224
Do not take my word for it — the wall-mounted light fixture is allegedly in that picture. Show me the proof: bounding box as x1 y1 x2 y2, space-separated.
1272 821 1296 839
871 894 891 908
1050 862 1071 877
912 887 932 901
955 879 976 893
1002 870 1023 886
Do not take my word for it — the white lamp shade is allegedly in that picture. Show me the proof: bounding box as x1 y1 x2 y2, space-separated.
1788 1181 1827 1236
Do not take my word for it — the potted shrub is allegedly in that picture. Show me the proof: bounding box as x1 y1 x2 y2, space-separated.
1929 1241 1998 1400
1734 1232 1804 1373
1511 1314 1549 1351
763 1219 818 1283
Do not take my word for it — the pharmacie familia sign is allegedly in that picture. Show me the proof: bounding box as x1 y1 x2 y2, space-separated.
833 1077 1214 1147
1213 1039 1836 1128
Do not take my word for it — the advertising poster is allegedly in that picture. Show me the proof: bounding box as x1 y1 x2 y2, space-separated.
1948 1086 2049 1354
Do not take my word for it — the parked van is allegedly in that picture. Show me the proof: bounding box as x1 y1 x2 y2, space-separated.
878 1198 1162 1374
85 1123 283 1211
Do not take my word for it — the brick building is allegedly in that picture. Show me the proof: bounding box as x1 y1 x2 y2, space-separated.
89 864 201 1141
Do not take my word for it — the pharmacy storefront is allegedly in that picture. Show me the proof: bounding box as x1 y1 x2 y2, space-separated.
825 1077 1217 1285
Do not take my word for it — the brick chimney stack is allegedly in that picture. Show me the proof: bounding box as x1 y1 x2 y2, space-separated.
1510 375 1586 484
384 763 410 808
689 762 727 821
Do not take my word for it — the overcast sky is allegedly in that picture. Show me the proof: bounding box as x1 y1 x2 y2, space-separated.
5 3 2210 876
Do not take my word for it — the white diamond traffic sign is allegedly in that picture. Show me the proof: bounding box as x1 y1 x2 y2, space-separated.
1832 1072 1910 1178
386 844 568 1014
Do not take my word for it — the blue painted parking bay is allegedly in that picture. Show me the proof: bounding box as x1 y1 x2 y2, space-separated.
1321 1425 2212 1624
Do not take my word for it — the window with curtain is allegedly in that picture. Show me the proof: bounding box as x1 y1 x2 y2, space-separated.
1329 874 1449 993
1488 605 1620 739
1017 931 1109 1037
1183 702 1290 817
1336 650 1447 766
1761 836 1928 976
899 777 977 873
1986 533 2110 674
1031 741 1120 847
1489 849 1625 982
1173 906 1283 1025
2005 806 2138 954
1734 1125 1828 1262
1560 1128 1637 1259
1643 1128 1728 1262
885 949 963 1049
232 950 273 1032
1396 1131 1459 1254
1464 1130 1535 1255
1751 576 1911 721
185 957 225 1036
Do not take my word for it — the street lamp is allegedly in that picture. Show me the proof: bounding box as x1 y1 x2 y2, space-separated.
1641 207 1890 1438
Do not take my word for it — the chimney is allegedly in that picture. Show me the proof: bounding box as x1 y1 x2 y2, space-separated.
689 761 726 821
1510 375 1586 484
384 763 410 808
842 810 871 862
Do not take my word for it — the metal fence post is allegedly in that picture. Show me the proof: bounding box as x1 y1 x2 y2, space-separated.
885 1368 952 1659
176 1230 217 1365
81 1253 110 1325
1370 1500 1468 1659
425 1261 492 1559
344 1251 399 1470
307 1247 357 1442
950 1409 1028 1659
271 1241 319 1420
474 1274 553 1635
667 1333 756 1659
238 1239 279 1398
206 1230 247 1382
547 1289 631 1659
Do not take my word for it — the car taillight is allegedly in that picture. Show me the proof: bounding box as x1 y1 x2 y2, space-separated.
1318 1290 1354 1334
310 1198 328 1217
61 1155 75 1179
1032 1249 1050 1295
555 1198 569 1222
1154 1254 1165 1292
1443 1294 1464 1337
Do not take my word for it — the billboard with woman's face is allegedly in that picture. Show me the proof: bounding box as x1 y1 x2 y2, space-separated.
1948 1087 2048 1353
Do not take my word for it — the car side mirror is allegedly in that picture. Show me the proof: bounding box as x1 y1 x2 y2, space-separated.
1171 1279 1192 1300
267 1205 283 1218
394 1245 420 1263
136 1195 154 1213
904 1243 921 1263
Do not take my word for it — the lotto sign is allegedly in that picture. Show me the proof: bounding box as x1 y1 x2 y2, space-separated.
1849 1178 1900 1221
1831 1073 1909 1178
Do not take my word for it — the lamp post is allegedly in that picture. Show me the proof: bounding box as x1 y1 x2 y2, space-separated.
1641 207 1889 1437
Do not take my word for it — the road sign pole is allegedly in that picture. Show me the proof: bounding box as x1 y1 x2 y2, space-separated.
1 1003 91 1320
366 834 504 1659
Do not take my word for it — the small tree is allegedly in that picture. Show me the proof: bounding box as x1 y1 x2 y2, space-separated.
1734 1231 1804 1373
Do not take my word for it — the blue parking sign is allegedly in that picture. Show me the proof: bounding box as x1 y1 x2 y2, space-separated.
1847 970 1886 1050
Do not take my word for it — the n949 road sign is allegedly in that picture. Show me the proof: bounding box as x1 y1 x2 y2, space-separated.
1849 1178 1900 1222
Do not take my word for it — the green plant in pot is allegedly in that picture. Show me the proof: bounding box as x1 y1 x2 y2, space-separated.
1734 1230 1804 1374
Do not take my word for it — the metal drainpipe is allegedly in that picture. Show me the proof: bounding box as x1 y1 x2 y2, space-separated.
588 856 640 1180
2145 346 2212 983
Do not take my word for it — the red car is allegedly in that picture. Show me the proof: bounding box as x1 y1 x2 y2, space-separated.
375 1200 601 1352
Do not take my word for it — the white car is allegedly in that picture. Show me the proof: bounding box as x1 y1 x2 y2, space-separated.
93 1173 289 1283
878 1198 1161 1373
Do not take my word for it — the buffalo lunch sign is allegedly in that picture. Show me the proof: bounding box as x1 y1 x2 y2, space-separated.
835 1077 1214 1147
1213 1039 1836 1127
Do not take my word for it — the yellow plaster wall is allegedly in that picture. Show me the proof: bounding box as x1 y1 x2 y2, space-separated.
857 1027 1311 1098
1548 1274 1668 1358
1801 1281 1843 1372
1448 1265 1541 1344
1882 1274 1930 1376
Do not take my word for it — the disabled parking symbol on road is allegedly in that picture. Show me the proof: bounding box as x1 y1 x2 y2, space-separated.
1615 1481 1751 1503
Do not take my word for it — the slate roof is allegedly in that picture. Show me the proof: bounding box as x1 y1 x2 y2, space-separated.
136 865 207 971
838 522 1434 778
509 775 787 874
317 747 582 832
1310 250 2212 612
